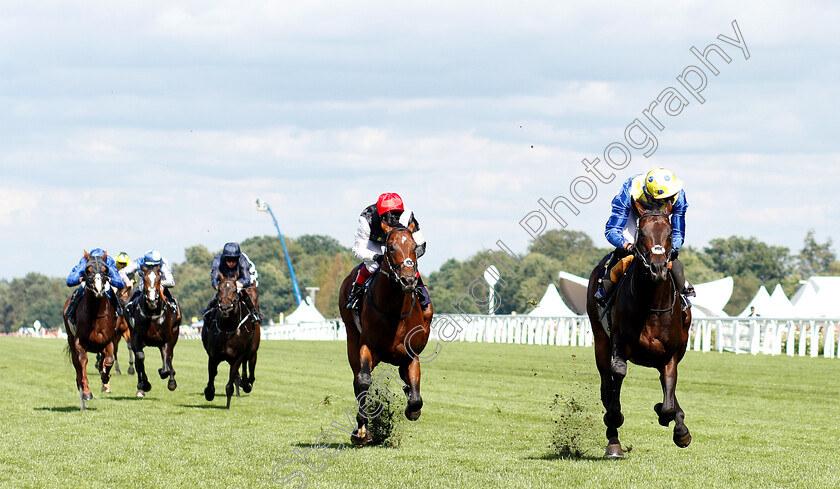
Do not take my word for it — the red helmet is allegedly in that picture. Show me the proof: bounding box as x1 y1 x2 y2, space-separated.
376 192 404 215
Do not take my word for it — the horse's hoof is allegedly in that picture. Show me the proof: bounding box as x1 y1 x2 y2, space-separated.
136 390 145 398
674 432 692 448
114 369 121 376
101 384 111 393
158 368 168 380
204 387 215 401
405 409 422 421
350 427 371 447
140 381 152 392
242 382 253 394
605 444 624 458
128 366 135 375
168 379 177 391
82 392 94 401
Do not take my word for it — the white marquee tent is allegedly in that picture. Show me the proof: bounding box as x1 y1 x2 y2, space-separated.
528 284 577 316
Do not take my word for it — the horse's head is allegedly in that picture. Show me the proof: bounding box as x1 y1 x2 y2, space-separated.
633 199 673 284
141 263 164 310
217 271 240 319
83 251 110 298
381 222 419 293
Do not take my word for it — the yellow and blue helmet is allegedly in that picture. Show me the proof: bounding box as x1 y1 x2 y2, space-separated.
644 168 683 200
115 252 130 266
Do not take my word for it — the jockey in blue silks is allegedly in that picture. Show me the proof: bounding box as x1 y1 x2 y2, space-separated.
124 249 180 319
595 168 695 310
64 248 125 333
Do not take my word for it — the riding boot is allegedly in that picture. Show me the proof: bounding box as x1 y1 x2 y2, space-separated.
595 278 614 307
416 285 432 310
108 291 124 317
346 282 364 310
65 287 83 335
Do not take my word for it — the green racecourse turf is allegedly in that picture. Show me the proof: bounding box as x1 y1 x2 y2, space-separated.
1 337 839 489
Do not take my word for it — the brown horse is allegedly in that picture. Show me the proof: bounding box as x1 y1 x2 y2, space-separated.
338 223 434 446
586 201 692 457
131 264 181 397
202 270 260 409
63 252 118 409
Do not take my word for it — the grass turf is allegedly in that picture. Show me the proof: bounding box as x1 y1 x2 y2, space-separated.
1 337 839 489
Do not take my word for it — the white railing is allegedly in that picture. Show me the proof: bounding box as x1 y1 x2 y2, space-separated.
242 315 840 359
261 320 346 341
429 315 594 347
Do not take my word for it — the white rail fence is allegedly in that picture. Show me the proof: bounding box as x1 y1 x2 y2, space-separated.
253 315 840 359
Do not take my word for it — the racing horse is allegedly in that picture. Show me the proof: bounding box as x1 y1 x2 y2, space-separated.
202 270 260 409
338 223 434 446
131 263 181 397
63 251 119 410
96 286 134 375
586 200 692 457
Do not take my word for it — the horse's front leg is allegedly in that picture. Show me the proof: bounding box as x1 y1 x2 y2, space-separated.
225 357 243 409
351 344 377 446
205 356 220 401
399 358 423 421
655 357 691 447
131 335 151 396
602 335 627 457
158 342 177 391
70 340 93 402
99 341 115 393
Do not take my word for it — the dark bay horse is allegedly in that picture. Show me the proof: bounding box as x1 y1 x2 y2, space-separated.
131 264 181 397
586 200 692 457
338 223 434 446
63 252 118 409
202 271 260 409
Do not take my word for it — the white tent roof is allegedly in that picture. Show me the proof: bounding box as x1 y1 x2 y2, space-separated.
790 277 840 317
284 297 326 324
528 284 576 316
739 285 772 317
693 276 733 317
768 284 796 318
557 271 590 315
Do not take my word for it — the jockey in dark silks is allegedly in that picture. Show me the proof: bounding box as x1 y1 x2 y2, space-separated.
64 248 125 333
205 242 261 324
345 192 431 311
594 168 695 310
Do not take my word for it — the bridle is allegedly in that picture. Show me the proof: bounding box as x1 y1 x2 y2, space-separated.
632 210 677 313
381 227 418 288
84 256 110 297
632 210 672 271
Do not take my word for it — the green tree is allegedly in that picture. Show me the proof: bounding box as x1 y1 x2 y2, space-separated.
797 229 836 279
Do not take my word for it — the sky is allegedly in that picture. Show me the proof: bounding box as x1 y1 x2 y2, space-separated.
1 1 839 281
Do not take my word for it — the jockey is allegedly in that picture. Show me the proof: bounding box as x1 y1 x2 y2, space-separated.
207 242 261 324
115 252 133 289
64 248 125 333
345 192 431 310
124 250 179 316
594 168 695 309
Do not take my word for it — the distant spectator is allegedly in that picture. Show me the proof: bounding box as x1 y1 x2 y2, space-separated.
748 306 760 317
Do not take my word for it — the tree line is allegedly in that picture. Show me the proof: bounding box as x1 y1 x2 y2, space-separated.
0 229 836 332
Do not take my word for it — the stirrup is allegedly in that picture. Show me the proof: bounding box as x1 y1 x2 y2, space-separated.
683 282 696 297
680 294 692 311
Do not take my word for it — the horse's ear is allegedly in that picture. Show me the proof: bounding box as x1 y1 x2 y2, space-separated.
632 198 647 217
381 221 395 235
102 251 108 261
407 221 416 233
84 250 90 261
665 199 674 215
